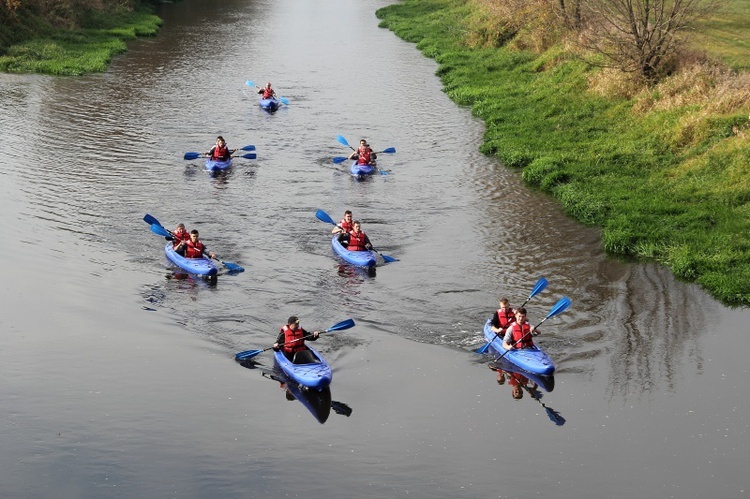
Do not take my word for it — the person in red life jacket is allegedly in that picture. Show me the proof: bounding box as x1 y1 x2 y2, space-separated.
258 82 277 99
490 297 515 334
272 316 320 363
180 229 215 260
348 139 377 165
332 210 354 235
171 223 191 255
502 307 538 351
337 220 372 251
205 136 235 161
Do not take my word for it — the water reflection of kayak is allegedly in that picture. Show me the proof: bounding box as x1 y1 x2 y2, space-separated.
488 357 555 393
284 380 332 424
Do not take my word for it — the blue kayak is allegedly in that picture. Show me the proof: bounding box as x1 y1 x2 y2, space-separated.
274 345 332 390
489 356 555 392
205 158 232 171
164 242 218 277
284 380 332 424
350 161 376 176
331 235 377 268
259 97 280 112
483 319 555 376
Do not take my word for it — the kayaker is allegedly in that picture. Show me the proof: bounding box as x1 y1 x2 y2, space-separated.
181 229 215 260
171 223 190 255
206 136 235 161
490 297 515 334
348 139 377 165
273 316 320 363
332 210 354 234
502 308 538 351
338 221 372 251
258 82 277 99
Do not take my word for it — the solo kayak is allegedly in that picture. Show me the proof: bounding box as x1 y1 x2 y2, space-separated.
331 235 377 268
483 319 555 376
350 161 376 176
164 242 218 277
259 97 280 112
205 158 232 171
273 345 332 390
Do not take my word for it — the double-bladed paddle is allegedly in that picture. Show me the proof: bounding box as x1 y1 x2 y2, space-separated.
314 209 398 263
476 277 549 354
245 80 290 105
184 146 257 161
234 318 356 361
142 213 245 272
493 296 572 362
332 148 396 164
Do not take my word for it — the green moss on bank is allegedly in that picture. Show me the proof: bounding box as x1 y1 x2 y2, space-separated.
377 0 750 305
0 7 161 75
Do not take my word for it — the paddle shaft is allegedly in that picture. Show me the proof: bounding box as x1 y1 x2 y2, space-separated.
494 316 552 362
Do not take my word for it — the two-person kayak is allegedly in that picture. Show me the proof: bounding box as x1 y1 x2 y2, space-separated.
331 235 377 268
482 319 555 376
164 242 218 277
273 345 333 390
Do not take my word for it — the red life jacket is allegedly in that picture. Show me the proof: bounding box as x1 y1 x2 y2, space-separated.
281 325 306 354
262 88 274 99
347 230 368 251
507 321 533 349
357 147 372 165
495 307 515 329
185 239 206 258
507 372 529 387
339 218 354 233
212 144 229 160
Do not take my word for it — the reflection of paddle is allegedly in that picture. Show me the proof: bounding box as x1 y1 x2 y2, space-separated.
521 384 565 425
234 318 355 361
494 296 571 362
476 277 548 354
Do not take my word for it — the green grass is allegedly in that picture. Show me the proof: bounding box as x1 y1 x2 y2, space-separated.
691 0 750 70
377 0 750 304
0 9 161 75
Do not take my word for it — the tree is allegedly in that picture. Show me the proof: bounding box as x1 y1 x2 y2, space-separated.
579 0 719 82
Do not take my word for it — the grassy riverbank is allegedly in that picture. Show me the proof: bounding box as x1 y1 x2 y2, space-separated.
0 6 161 75
377 0 750 305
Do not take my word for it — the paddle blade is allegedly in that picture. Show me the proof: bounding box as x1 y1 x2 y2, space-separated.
336 135 351 148
529 277 549 299
315 209 336 226
245 80 256 88
377 251 398 263
222 261 245 272
151 223 171 238
235 349 263 361
476 341 492 354
380 147 396 154
143 214 159 226
332 156 349 164
240 145 256 151
546 296 571 319
241 153 257 160
325 318 355 332
184 152 202 160
279 96 289 105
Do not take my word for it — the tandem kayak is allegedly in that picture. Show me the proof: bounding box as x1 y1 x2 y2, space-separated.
483 319 555 376
205 158 232 171
259 97 280 112
350 161 376 177
164 242 218 277
331 235 377 268
273 346 332 390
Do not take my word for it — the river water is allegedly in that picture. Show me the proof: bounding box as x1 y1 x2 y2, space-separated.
1 0 748 497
